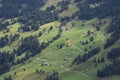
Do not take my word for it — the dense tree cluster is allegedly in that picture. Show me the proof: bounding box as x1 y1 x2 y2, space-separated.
4 75 12 80
97 60 120 77
85 0 103 4
76 0 120 20
82 47 100 62
97 47 120 77
0 0 45 18
104 17 120 49
46 5 55 11
108 47 120 61
36 69 45 74
17 36 47 56
72 54 81 65
0 52 15 75
58 0 70 12
74 0 82 3
18 10 58 32
93 57 105 63
0 34 20 48
60 16 70 23
19 22 39 32
0 21 9 31
72 47 100 65
46 71 59 80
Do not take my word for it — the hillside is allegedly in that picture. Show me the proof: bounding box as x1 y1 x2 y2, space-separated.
0 0 120 80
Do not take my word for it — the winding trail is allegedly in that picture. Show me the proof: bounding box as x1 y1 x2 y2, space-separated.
41 59 91 78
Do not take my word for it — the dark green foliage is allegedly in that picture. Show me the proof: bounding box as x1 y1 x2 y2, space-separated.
93 57 97 63
93 57 105 63
56 43 64 49
72 47 100 65
97 47 120 77
97 60 120 77
41 42 49 49
82 47 100 62
87 30 91 35
0 0 45 18
19 23 39 32
86 0 103 4
59 44 63 49
60 16 70 23
0 35 9 48
36 69 45 74
46 5 55 11
4 75 12 80
101 57 105 63
49 26 53 31
0 52 15 75
104 17 120 49
23 68 26 71
18 10 58 32
39 32 43 37
53 34 61 41
0 21 9 31
14 72 16 75
90 36 94 42
17 36 41 56
72 55 81 65
58 0 70 12
0 34 20 48
36 69 39 73
46 71 59 80
104 38 116 49
97 58 101 63
76 0 120 20
108 47 120 60
74 0 81 3
77 5 95 20
20 10 58 25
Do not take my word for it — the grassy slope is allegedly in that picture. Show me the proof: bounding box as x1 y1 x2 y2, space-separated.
0 1 120 80
41 0 62 10
59 3 79 18
0 19 105 80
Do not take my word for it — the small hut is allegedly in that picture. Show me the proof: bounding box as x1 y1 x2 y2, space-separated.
42 62 49 66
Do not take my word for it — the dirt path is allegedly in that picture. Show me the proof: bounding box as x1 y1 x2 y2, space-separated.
41 59 90 78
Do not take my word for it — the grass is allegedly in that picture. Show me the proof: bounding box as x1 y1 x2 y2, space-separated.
59 3 79 18
0 21 60 52
0 2 118 79
41 0 62 10
61 71 92 80
0 18 106 80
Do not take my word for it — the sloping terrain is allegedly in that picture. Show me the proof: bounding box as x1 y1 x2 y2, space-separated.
0 0 120 80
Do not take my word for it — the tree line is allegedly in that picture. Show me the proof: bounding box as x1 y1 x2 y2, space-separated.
0 51 15 75
97 47 120 77
0 0 45 18
76 0 120 20
97 59 120 77
104 16 120 49
46 71 59 80
18 9 58 32
72 47 100 65
0 34 20 48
